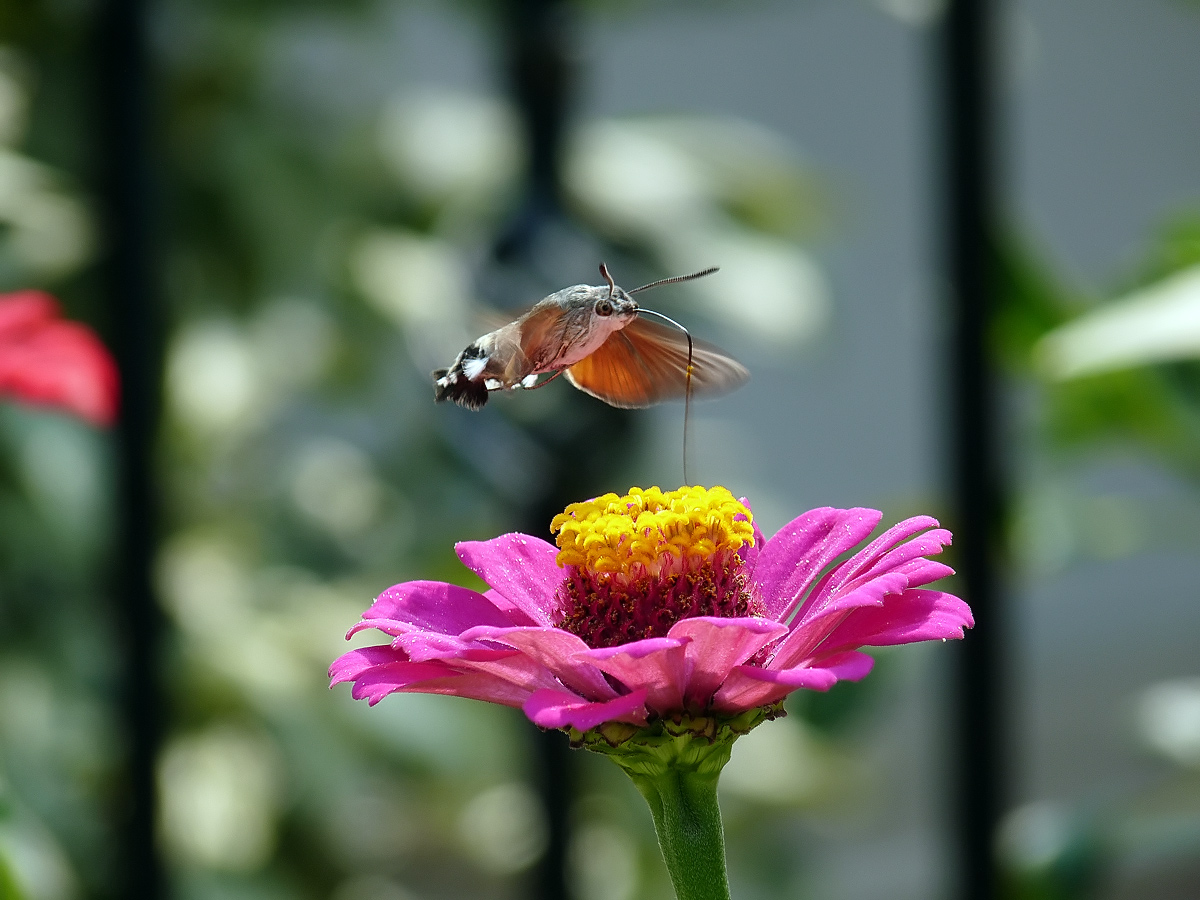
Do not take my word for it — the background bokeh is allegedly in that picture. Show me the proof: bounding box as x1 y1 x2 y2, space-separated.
2 0 1199 899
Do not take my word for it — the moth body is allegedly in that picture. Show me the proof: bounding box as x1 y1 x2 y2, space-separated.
432 266 747 410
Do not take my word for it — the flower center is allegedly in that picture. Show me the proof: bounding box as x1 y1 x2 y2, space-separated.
550 486 760 648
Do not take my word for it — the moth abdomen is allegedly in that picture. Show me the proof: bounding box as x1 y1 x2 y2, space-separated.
432 340 495 410
432 367 490 410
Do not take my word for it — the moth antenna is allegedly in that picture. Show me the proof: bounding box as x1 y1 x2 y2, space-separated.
636 307 695 485
599 262 617 297
629 266 719 295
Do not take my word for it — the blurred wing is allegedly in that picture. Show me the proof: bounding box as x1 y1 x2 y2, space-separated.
517 303 566 362
473 307 516 335
466 303 563 388
565 317 749 408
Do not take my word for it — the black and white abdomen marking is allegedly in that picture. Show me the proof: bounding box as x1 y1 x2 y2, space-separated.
432 341 492 410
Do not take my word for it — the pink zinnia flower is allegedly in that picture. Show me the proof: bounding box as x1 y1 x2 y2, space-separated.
331 486 972 737
0 290 119 426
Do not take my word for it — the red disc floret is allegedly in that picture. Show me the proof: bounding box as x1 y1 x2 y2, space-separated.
556 550 762 648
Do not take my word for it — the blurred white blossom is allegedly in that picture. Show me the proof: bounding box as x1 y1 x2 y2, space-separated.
995 802 1073 873
158 725 285 872
1138 678 1200 768
457 782 547 875
721 716 826 805
350 229 473 369
0 818 79 900
568 823 639 900
331 875 420 900
0 150 94 279
289 438 383 539
0 49 30 146
567 117 828 351
251 297 336 391
166 321 260 434
378 88 520 209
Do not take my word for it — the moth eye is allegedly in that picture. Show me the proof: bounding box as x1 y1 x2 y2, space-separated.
595 299 614 317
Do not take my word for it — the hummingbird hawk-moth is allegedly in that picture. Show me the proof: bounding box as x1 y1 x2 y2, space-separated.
432 264 749 410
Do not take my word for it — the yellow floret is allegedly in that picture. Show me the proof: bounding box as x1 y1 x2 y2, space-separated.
550 486 754 574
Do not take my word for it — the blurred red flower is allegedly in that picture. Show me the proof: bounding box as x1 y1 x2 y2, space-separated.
0 290 119 426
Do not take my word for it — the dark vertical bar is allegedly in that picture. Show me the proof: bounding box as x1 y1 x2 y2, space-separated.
96 0 164 897
498 3 576 899
508 0 571 201
495 0 574 260
940 1 1005 899
531 702 571 900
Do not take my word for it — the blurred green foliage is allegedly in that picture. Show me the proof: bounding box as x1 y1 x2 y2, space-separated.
995 218 1200 478
994 217 1200 897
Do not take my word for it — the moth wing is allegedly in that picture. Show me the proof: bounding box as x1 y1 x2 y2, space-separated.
563 330 656 408
464 299 571 388
623 316 750 399
565 317 749 408
486 322 527 387
469 305 556 388
517 302 565 354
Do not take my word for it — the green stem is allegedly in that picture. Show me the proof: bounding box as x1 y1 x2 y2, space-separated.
626 764 731 900
572 709 783 900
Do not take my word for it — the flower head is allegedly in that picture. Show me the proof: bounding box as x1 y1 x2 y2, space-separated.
331 486 972 739
552 486 760 649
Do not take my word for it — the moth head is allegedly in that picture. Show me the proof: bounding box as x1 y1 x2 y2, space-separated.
593 261 721 323
595 263 639 321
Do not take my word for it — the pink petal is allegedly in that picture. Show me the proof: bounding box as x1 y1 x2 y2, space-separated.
456 534 563 626
805 570 911 622
711 650 876 713
392 632 519 662
459 625 618 701
833 516 940 586
524 688 649 730
331 646 541 708
712 664 840 712
450 651 568 698
666 617 788 709
817 589 975 652
482 588 540 627
896 558 955 589
580 637 690 715
813 649 876 681
856 528 952 584
334 656 459 701
347 617 409 639
768 570 910 670
358 581 514 637
754 508 882 621
358 663 538 708
794 526 950 624
348 661 459 703
329 645 409 685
